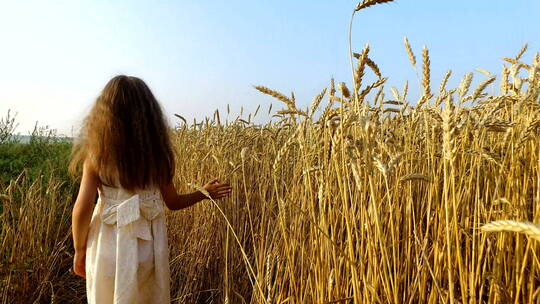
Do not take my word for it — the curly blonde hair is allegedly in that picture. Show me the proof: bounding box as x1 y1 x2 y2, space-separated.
69 75 174 191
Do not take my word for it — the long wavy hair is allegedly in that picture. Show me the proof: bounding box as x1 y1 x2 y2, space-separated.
69 75 174 191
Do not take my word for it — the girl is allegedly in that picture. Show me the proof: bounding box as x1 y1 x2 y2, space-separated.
70 75 232 303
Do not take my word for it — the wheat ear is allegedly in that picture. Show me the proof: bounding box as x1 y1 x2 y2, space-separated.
355 0 394 11
439 70 452 94
481 220 540 242
422 46 431 98
254 86 295 109
403 37 416 68
471 76 496 101
514 43 528 61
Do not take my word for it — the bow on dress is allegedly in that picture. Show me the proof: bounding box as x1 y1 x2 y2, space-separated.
100 194 164 240
99 192 164 304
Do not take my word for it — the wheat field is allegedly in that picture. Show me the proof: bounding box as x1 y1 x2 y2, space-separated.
2 0 540 303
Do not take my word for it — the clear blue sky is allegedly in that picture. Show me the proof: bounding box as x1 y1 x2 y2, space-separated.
0 0 538 135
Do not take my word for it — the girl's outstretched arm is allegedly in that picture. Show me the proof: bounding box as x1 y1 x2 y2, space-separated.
71 161 98 278
160 178 232 211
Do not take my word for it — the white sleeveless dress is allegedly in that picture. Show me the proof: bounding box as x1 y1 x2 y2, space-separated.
85 185 170 304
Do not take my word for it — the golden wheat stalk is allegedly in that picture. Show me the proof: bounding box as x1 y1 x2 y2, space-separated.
514 43 528 61
422 46 431 98
500 65 509 95
458 72 474 98
383 100 404 106
400 173 432 183
389 87 399 100
403 37 416 68
383 108 400 114
254 86 296 109
354 52 382 79
481 220 540 242
471 76 496 101
354 0 395 11
339 82 352 99
402 80 409 100
359 77 388 100
354 45 370 93
277 109 308 117
475 68 491 77
310 88 327 117
439 70 452 94
366 57 382 78
329 78 336 97
442 95 457 162
502 57 531 70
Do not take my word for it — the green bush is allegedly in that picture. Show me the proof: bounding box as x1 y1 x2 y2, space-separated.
0 119 75 216
0 136 72 187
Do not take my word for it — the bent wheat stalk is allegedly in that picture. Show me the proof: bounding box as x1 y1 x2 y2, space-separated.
481 220 540 242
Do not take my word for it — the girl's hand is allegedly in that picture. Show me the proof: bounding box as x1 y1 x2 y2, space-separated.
203 178 232 199
73 250 86 278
